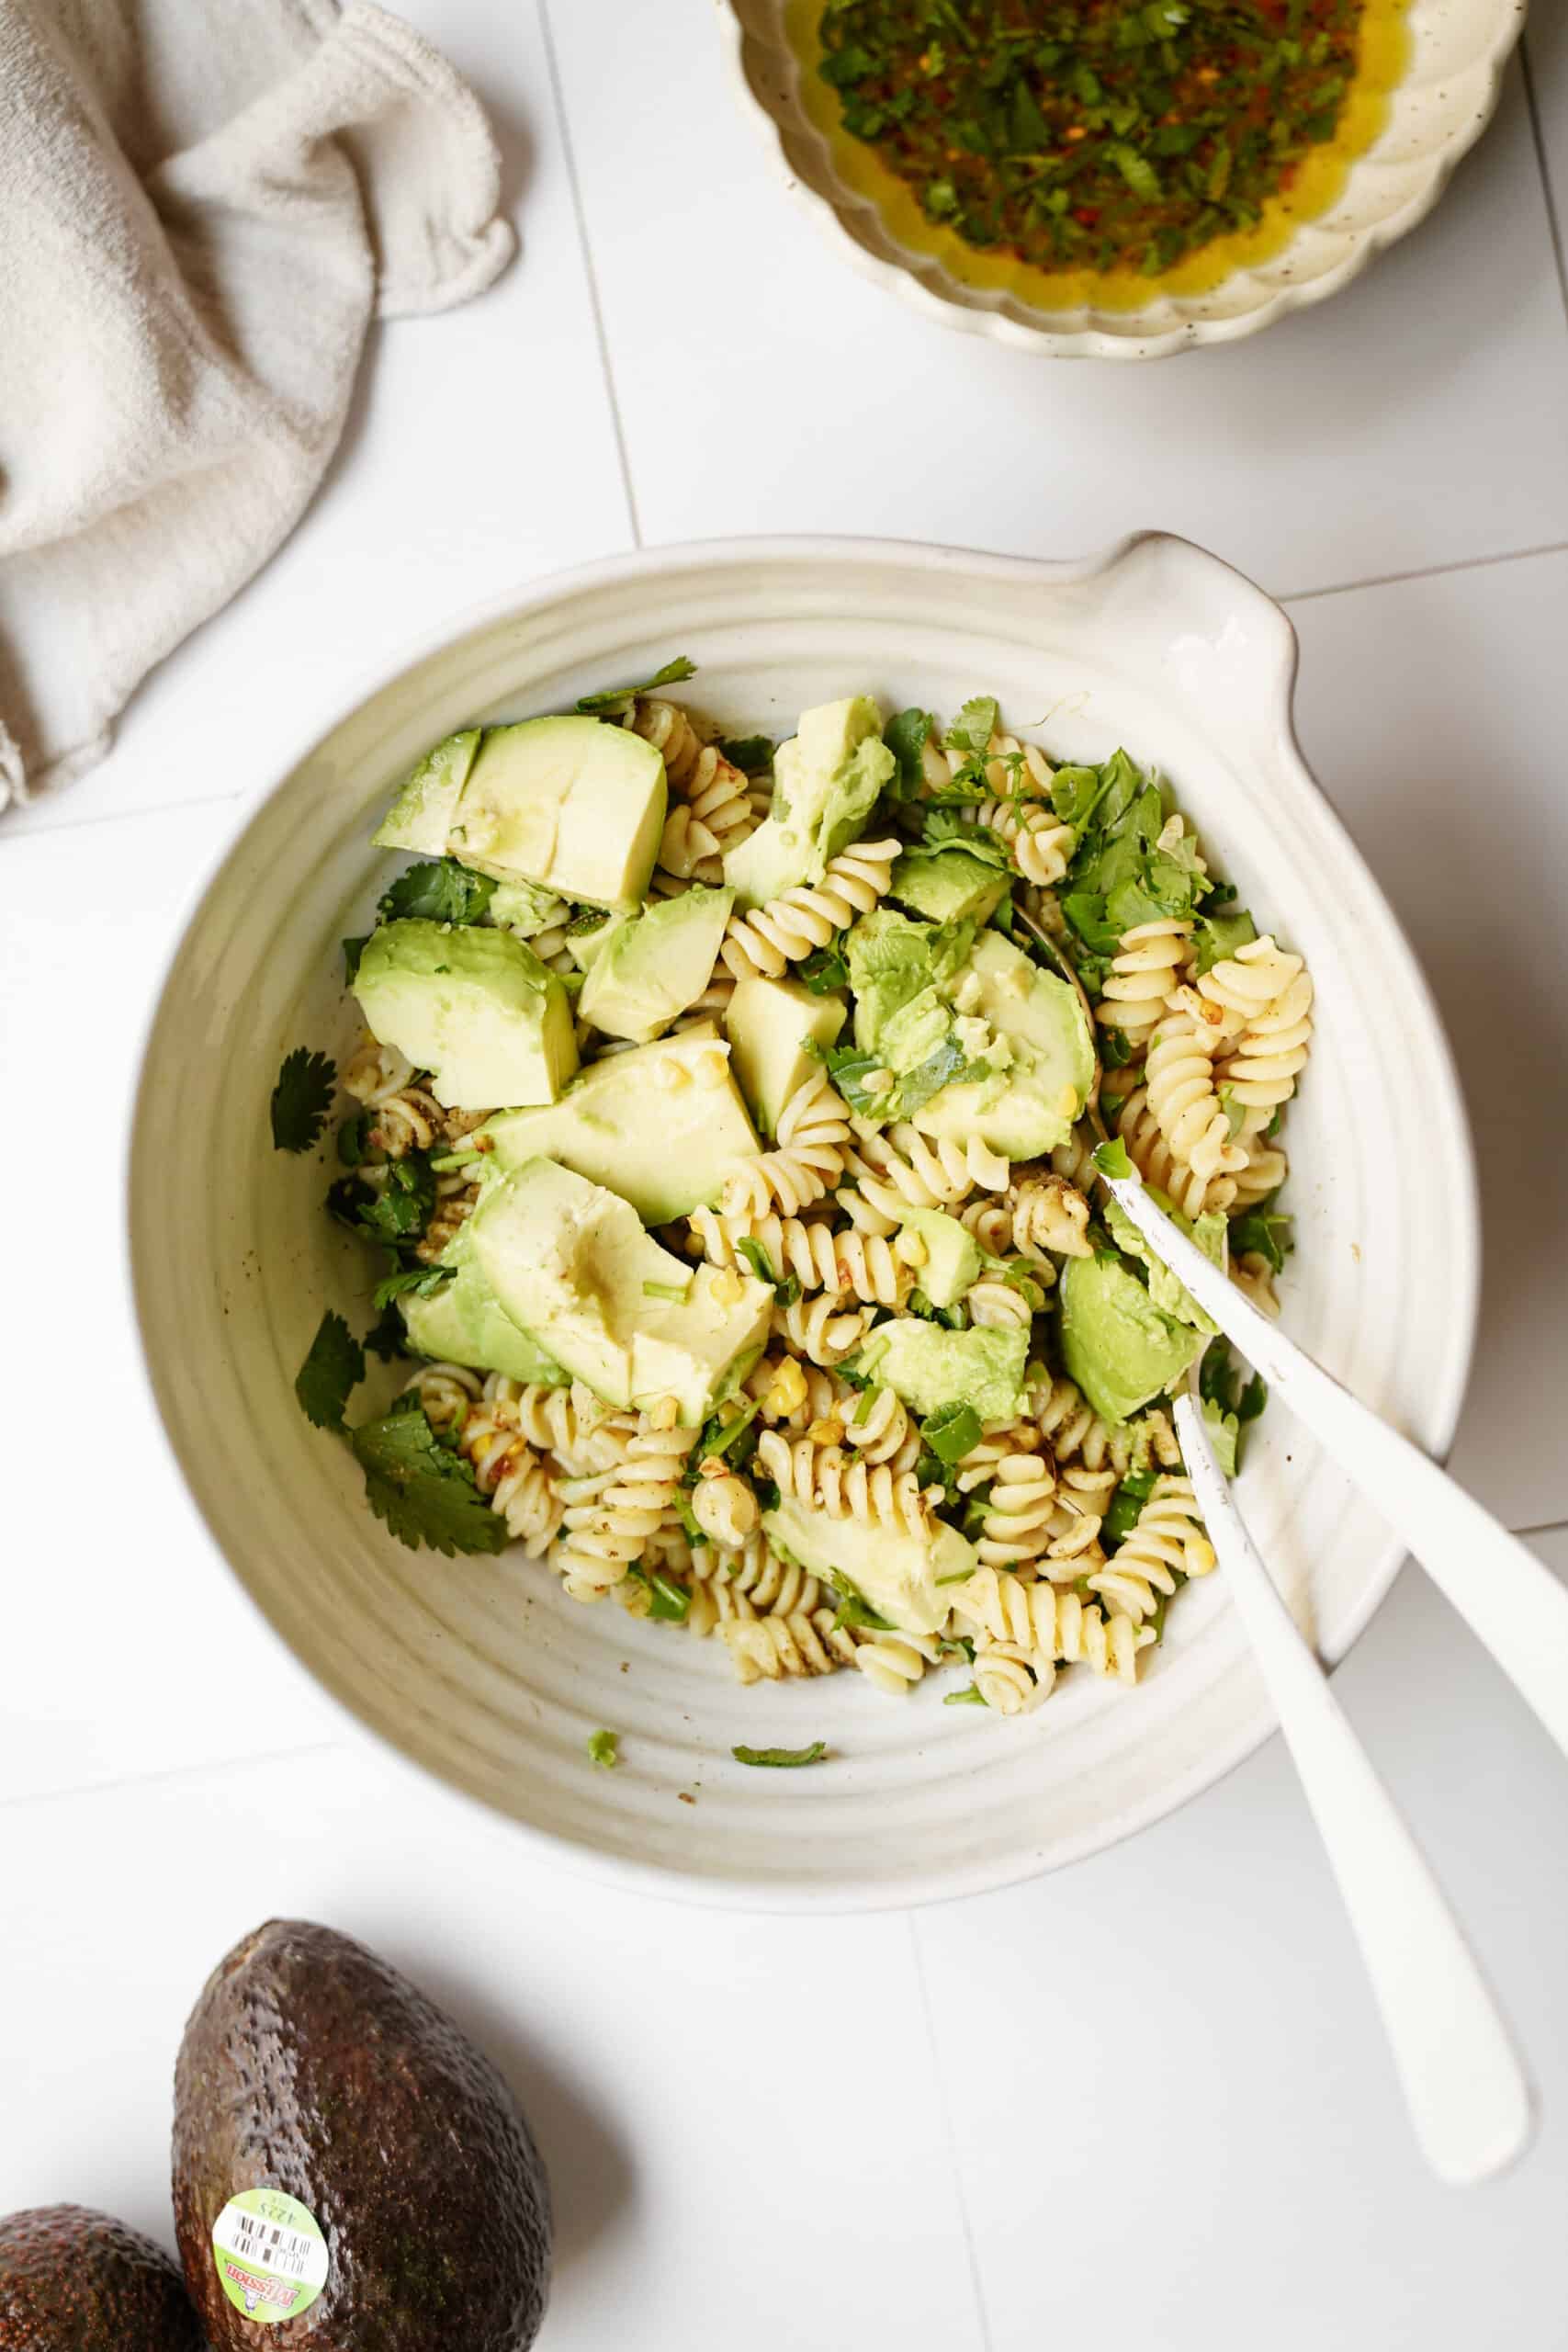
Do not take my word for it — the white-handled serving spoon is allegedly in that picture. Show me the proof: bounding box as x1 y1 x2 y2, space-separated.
1021 914 1536 2179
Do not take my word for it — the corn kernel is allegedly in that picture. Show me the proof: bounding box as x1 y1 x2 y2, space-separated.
862 1066 894 1098
648 1395 679 1431
896 1229 929 1269
764 1359 808 1417
1055 1083 1079 1119
954 971 983 1013
695 1049 728 1088
807 1417 845 1447
709 1269 745 1306
653 1057 691 1092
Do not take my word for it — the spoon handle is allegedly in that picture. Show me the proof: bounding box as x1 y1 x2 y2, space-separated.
1105 1169 1568 1765
1173 1393 1533 2183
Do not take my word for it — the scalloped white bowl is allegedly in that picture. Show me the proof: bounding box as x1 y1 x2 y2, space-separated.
130 534 1477 1908
719 0 1528 357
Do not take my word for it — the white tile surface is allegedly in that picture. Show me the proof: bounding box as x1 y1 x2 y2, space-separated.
1526 7 1568 246
549 1 1568 601
0 1745 985 2352
1286 549 1568 1531
4 0 630 843
914 1529 1568 2352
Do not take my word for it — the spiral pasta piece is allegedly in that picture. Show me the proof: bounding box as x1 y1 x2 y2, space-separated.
1199 937 1315 1126
1096 919 1192 1048
974 1638 1053 1715
719 840 899 982
690 1205 911 1307
454 1398 565 1556
845 1122 1009 1220
1089 1475 1214 1624
835 1382 919 1470
1228 1135 1289 1211
403 1361 480 1433
756 1429 931 1540
1007 1173 1092 1260
852 1630 942 1696
552 1407 696 1602
955 1567 1152 1688
478 1378 633 1476
694 1529 823 1623
690 1466 761 1549
624 695 711 787
964 1268 1045 1330
721 1609 850 1685
721 1070 853 1216
973 1452 1060 1567
1118 1084 1236 1220
772 1294 876 1367
1144 1008 1249 1203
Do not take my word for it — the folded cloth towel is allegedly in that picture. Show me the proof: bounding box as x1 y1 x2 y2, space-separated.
0 0 514 809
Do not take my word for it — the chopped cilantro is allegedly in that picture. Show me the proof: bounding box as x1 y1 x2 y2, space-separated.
694 1398 761 1472
342 933 370 984
732 1742 829 1768
943 1684 986 1707
270 1047 336 1154
587 1729 620 1769
574 655 696 715
921 809 1011 866
363 1302 411 1363
294 1310 365 1432
716 734 773 772
884 706 936 797
1093 1136 1134 1181
378 857 495 926
337 1109 375 1167
1193 906 1258 976
1100 1025 1134 1070
797 936 850 994
627 1566 691 1623
944 695 999 753
371 1261 457 1309
330 1154 437 1249
350 1400 506 1556
735 1236 776 1285
1229 1197 1294 1275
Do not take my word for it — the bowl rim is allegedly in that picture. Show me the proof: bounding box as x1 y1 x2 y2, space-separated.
713 0 1530 359
126 528 1481 1911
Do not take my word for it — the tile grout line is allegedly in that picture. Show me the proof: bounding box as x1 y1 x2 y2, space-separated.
906 1913 997 2352
1280 536 1568 606
1521 31 1568 330
534 0 644 552
0 1738 349 1817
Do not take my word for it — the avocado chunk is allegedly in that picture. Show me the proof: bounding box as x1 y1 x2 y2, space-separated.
911 929 1095 1160
355 919 577 1111
373 728 481 854
847 908 975 1052
1104 1194 1226 1333
448 716 666 910
889 845 1008 925
472 1159 772 1420
487 876 567 938
579 886 734 1042
1059 1249 1204 1424
867 1320 1029 1423
478 1032 760 1225
896 1204 982 1307
724 973 847 1134
565 912 626 973
764 1494 976 1637
172 1919 550 2352
0 2206 204 2352
724 695 893 909
400 1219 567 1385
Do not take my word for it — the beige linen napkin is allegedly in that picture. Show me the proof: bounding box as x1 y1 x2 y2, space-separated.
0 0 514 809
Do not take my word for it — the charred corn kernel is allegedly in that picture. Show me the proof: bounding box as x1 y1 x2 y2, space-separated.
709 1269 745 1306
807 1417 845 1447
653 1057 691 1092
697 1453 729 1481
954 971 983 1013
764 1358 807 1416
895 1229 929 1268
1055 1083 1079 1119
648 1395 680 1431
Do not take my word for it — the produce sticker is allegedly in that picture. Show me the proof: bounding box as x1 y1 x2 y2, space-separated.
211 2188 329 2324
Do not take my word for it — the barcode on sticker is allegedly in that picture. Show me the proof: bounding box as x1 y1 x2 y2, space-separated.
220 2213 315 2278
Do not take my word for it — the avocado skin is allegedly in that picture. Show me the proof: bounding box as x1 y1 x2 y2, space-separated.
173 1920 550 2352
0 2205 203 2350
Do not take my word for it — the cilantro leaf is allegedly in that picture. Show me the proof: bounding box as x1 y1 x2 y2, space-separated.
920 1400 983 1464
371 1261 457 1310
735 1236 776 1285
574 656 696 715
1100 1025 1134 1070
364 1302 411 1363
378 857 495 926
343 934 371 985
1229 1199 1294 1275
884 707 936 797
1093 1136 1134 1181
944 695 999 753
694 1397 761 1472
1193 906 1258 976
271 1047 337 1154
716 734 773 773
627 1566 691 1623
943 1683 986 1706
588 1729 620 1769
824 1044 897 1117
921 809 1011 867
337 1109 375 1167
350 1405 505 1556
732 1742 829 1768
1200 1399 1240 1478
331 1155 437 1249
294 1310 366 1432
797 936 849 994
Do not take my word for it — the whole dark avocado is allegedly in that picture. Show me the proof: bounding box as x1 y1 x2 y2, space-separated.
172 1919 551 2352
0 2204 204 2351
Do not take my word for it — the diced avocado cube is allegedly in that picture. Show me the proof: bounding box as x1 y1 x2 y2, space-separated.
354 920 577 1111
477 1032 760 1225
895 1204 982 1308
847 908 974 1053
889 846 1007 926
487 876 567 939
566 914 627 974
448 716 666 910
579 886 734 1043
763 1495 976 1637
1058 1250 1203 1425
470 1159 772 1422
724 695 893 910
373 729 481 854
400 1221 567 1385
912 929 1095 1160
867 1321 1028 1425
723 973 846 1135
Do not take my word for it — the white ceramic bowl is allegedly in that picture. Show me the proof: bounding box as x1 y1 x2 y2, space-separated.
130 533 1477 1909
718 0 1528 357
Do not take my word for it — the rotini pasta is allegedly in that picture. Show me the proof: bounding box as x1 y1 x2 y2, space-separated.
318 684 1316 1724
